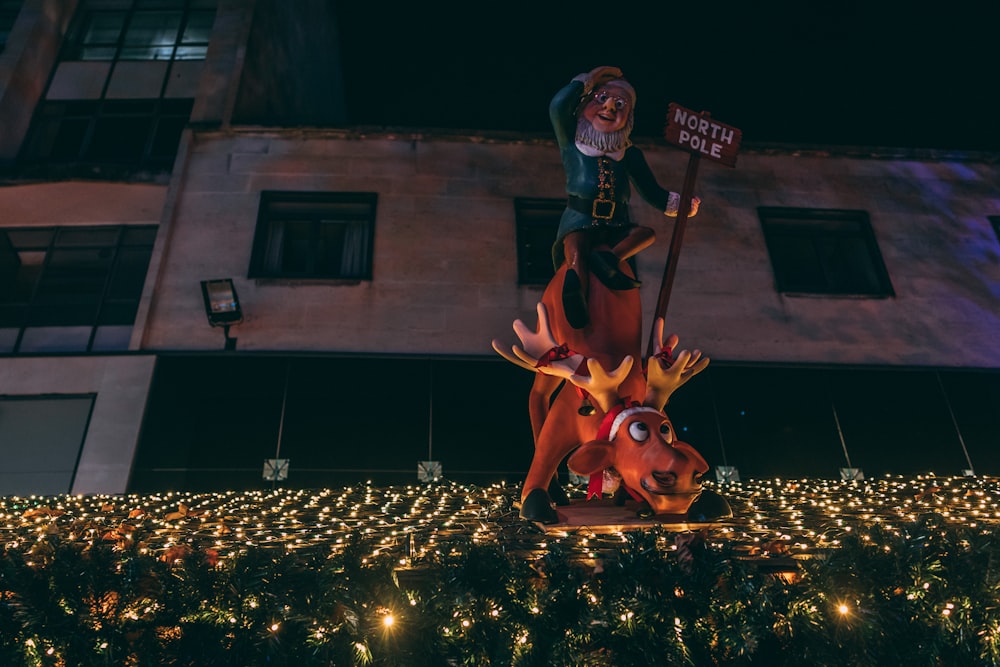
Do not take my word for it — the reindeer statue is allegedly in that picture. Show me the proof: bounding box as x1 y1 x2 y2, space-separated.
493 65 730 524
493 262 730 525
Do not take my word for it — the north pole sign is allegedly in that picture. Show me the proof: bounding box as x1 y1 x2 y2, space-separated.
664 103 742 167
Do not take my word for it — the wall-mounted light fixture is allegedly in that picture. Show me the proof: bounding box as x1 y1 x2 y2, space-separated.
200 278 243 350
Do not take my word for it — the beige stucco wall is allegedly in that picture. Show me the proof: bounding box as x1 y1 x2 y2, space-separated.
650 150 1000 366
141 130 1000 368
0 181 168 225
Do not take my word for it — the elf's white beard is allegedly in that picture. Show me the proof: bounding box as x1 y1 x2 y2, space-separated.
575 116 633 155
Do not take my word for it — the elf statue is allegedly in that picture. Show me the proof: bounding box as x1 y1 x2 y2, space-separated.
550 65 700 328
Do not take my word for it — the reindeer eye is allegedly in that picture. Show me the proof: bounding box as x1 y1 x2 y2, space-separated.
659 423 672 442
628 422 650 443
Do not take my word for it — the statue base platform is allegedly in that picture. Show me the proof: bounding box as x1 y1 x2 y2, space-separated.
537 497 723 534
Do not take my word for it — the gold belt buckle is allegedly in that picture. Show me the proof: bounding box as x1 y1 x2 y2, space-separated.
592 199 616 220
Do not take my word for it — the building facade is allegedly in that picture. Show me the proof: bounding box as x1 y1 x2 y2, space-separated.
2 1 999 495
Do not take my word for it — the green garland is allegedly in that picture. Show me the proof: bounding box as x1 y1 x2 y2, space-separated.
4 514 1000 666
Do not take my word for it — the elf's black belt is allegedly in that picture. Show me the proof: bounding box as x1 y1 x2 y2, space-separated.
567 195 630 223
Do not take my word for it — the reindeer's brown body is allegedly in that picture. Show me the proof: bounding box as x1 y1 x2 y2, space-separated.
495 249 722 524
522 261 646 498
503 250 726 525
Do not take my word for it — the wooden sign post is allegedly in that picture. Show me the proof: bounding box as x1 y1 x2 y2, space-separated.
647 104 742 358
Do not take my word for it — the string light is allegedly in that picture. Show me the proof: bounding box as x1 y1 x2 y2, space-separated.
4 476 1000 663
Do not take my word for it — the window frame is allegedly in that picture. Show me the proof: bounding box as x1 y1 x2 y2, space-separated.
0 225 157 355
514 197 563 286
248 191 378 282
758 206 894 298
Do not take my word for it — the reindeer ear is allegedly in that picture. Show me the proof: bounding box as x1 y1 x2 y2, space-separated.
567 441 616 476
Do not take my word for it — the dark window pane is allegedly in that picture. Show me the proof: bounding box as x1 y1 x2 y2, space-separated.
149 115 186 157
121 10 180 61
80 45 118 60
759 207 893 297
279 221 312 273
24 100 98 160
106 247 152 298
77 12 126 60
88 115 152 161
176 9 213 58
51 118 91 160
3 251 44 303
102 99 157 114
823 236 881 293
27 304 100 326
119 45 171 60
173 43 206 60
98 300 140 325
6 229 54 247
0 232 20 296
515 198 563 285
316 221 348 274
0 0 21 53
0 304 26 327
181 10 214 44
160 98 194 115
122 227 158 245
768 235 824 292
710 367 847 478
84 13 126 43
56 227 120 246
35 248 111 306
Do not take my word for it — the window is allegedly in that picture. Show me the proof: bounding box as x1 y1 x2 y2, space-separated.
758 207 894 297
64 0 215 61
515 198 563 286
18 1 215 177
0 226 157 354
22 99 193 173
0 0 21 52
0 395 95 495
249 192 377 280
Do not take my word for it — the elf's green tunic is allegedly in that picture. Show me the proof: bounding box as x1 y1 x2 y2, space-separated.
550 79 675 269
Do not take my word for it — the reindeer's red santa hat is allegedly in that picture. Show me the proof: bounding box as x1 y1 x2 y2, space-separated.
586 402 661 501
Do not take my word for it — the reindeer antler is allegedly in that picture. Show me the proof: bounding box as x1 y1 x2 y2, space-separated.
492 303 581 372
644 318 710 411
492 303 632 412
568 356 634 413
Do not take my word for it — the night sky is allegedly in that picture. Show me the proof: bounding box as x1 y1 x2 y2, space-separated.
334 1 999 151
